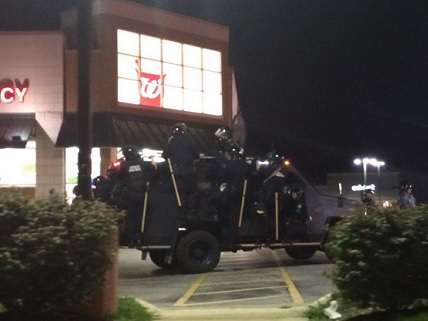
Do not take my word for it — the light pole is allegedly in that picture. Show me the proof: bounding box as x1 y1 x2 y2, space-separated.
375 160 385 204
353 158 367 187
77 0 93 200
354 157 385 204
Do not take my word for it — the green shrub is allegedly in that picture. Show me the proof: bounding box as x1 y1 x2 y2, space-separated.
326 206 428 310
114 297 153 321
0 192 123 317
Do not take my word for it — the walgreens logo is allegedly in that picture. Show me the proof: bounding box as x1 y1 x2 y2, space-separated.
136 59 165 107
0 78 29 104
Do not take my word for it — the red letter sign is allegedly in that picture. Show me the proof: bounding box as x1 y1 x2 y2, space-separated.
0 78 29 104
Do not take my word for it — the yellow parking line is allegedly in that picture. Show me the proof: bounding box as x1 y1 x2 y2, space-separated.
279 267 304 304
179 294 282 307
272 251 304 304
173 275 206 306
193 285 286 296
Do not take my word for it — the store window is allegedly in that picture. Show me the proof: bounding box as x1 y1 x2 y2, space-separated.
65 147 101 202
0 141 36 187
117 29 223 116
117 147 164 163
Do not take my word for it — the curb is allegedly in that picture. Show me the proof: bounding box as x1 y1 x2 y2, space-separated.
310 293 332 306
135 298 162 317
135 298 312 320
158 305 308 320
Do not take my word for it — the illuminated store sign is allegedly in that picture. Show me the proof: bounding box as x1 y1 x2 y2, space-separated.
136 60 165 107
117 29 223 116
0 78 29 104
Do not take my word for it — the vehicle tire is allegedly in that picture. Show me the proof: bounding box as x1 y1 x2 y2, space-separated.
176 230 220 274
285 246 317 260
149 250 175 269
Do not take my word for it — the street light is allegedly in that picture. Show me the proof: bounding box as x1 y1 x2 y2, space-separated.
353 157 371 187
353 157 386 202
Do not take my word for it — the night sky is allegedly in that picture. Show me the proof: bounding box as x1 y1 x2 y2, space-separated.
2 0 428 181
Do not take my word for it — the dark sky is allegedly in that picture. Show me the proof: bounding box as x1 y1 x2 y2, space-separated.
2 0 428 180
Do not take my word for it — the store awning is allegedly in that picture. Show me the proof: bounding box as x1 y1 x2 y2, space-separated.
0 116 35 148
56 113 217 151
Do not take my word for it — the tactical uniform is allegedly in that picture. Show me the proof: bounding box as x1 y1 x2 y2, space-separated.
92 175 113 203
212 127 246 246
117 146 156 247
163 123 198 201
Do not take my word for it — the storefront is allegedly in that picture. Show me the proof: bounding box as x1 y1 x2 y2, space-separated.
0 0 238 200
0 32 65 199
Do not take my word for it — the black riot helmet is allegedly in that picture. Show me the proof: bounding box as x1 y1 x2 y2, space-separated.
229 142 244 159
214 126 232 142
92 175 107 187
121 146 140 161
171 122 188 136
265 151 283 167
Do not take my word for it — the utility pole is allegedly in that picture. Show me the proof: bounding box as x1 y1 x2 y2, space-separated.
77 0 93 200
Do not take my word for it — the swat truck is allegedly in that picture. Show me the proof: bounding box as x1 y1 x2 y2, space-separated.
115 152 356 274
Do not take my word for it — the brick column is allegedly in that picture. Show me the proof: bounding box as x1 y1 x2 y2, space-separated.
35 124 65 199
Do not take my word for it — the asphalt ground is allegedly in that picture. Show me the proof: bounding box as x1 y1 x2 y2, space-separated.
118 248 334 310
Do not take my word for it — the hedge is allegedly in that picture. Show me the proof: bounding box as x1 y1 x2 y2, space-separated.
0 192 123 319
326 206 428 310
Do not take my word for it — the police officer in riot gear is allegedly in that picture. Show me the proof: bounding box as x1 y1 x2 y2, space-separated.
92 175 113 203
283 184 308 241
214 126 244 160
116 146 156 248
163 123 198 203
212 127 246 246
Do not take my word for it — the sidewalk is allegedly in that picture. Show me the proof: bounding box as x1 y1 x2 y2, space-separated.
137 299 309 321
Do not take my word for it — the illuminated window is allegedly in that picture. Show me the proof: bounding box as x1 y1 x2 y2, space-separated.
183 67 202 91
117 147 165 163
162 40 182 64
203 71 222 94
140 35 161 60
65 147 100 202
203 94 222 116
184 90 202 113
183 44 202 68
117 30 139 56
118 54 139 80
118 78 140 105
0 141 36 186
117 29 223 116
163 63 182 87
203 48 221 72
163 86 183 110
140 58 161 75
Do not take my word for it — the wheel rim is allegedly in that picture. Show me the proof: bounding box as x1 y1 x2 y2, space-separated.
189 241 214 265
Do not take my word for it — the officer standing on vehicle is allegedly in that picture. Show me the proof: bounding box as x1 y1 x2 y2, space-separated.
214 126 244 160
283 185 308 240
163 123 198 204
212 127 246 246
116 146 156 248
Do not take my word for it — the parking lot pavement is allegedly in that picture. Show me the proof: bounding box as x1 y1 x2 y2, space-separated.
118 248 334 309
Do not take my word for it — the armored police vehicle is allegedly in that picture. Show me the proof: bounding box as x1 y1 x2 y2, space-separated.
105 150 356 274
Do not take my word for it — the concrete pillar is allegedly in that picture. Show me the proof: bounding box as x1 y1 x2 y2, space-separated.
100 147 117 175
36 124 65 199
